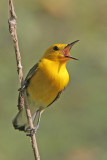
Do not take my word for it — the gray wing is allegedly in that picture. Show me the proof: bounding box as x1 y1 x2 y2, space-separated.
47 89 64 107
19 62 40 91
25 62 39 82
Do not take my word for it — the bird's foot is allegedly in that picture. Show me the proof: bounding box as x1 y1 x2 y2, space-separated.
26 127 38 136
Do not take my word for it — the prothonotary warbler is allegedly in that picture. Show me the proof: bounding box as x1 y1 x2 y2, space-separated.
13 40 79 135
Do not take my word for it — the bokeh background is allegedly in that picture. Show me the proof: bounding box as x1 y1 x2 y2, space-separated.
0 0 107 159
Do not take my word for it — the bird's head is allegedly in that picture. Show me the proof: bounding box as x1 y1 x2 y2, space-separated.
42 40 79 62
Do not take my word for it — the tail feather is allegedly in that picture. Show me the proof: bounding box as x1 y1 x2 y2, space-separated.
13 124 25 131
12 109 28 131
12 105 41 132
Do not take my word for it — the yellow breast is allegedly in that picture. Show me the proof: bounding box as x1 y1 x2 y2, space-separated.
27 58 69 107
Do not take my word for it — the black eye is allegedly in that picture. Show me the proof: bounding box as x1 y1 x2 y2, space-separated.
53 46 59 51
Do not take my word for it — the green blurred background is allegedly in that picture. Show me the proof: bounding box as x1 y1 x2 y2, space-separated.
0 0 107 159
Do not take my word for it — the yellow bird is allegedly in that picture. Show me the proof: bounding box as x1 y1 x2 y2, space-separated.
13 40 79 135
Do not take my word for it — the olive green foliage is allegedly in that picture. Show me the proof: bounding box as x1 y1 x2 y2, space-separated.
0 0 107 160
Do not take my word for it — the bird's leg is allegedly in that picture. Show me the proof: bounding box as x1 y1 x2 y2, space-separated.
34 111 42 132
26 110 39 136
26 111 42 136
32 110 38 122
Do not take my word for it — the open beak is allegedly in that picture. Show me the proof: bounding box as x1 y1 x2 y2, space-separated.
63 40 79 60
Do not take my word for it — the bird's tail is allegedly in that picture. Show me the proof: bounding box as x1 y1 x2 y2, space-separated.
12 108 28 131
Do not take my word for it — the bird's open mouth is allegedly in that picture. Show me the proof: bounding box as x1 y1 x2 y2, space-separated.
63 40 79 60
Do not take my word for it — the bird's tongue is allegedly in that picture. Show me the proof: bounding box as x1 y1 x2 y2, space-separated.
63 45 71 57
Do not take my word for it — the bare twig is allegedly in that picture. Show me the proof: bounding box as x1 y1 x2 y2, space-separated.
8 0 40 160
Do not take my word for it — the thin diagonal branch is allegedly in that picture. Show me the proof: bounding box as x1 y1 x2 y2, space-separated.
8 0 40 160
